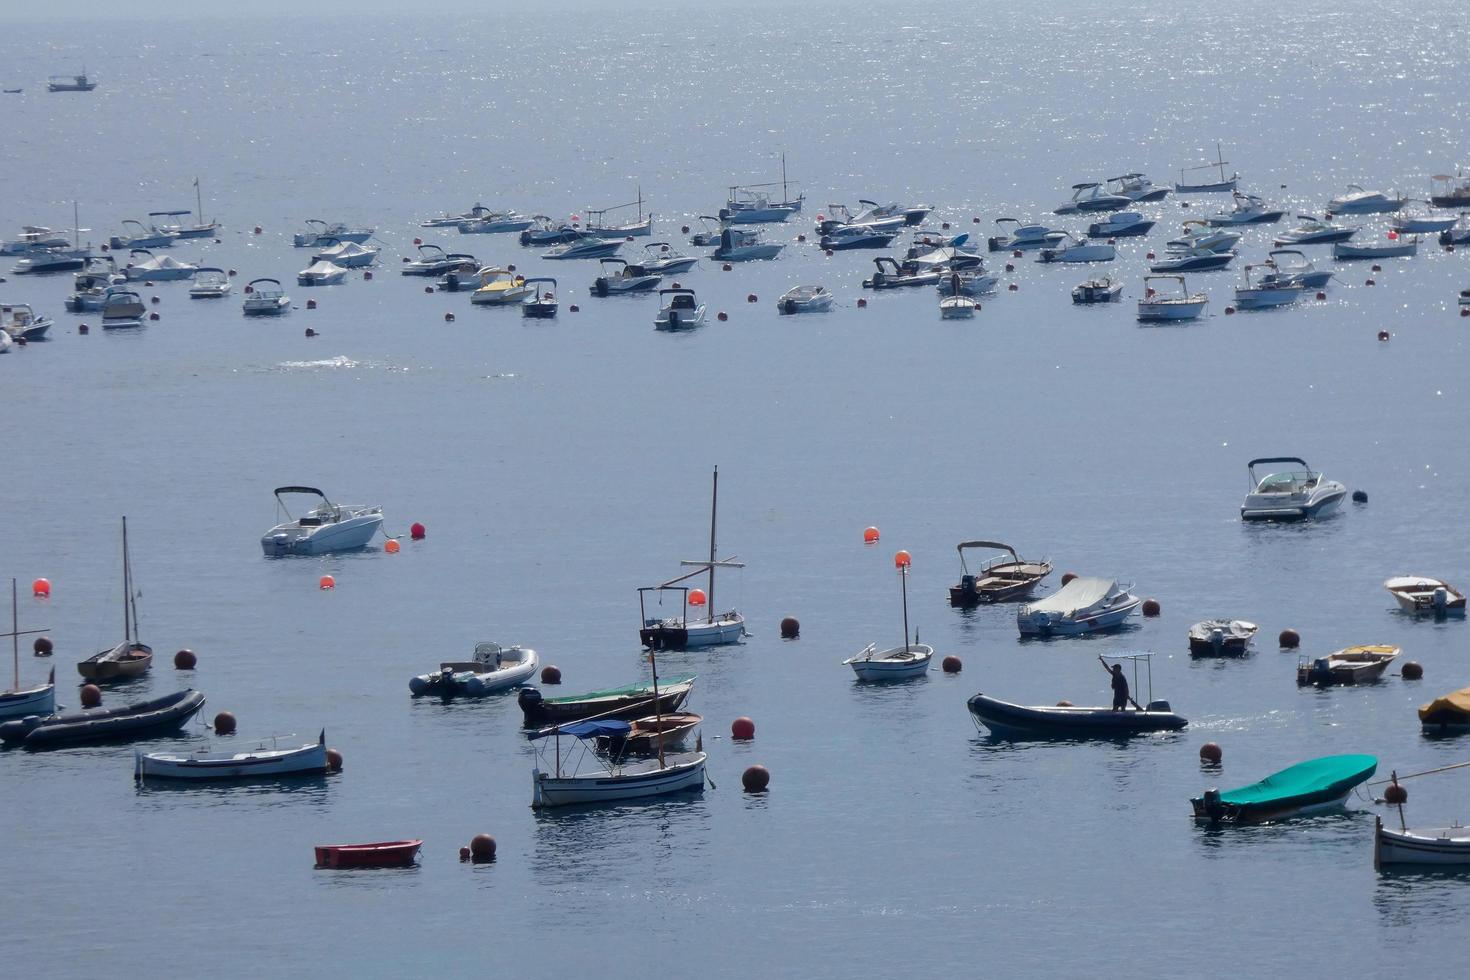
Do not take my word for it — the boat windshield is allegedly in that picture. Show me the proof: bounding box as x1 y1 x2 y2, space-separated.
1256 470 1319 493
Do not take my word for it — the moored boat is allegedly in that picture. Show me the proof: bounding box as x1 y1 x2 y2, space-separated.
1 579 54 722
1017 576 1140 637
530 720 707 809
0 688 206 749
293 220 373 248
1240 457 1346 521
1384 576 1466 615
1274 214 1358 246
948 540 1051 606
136 730 328 781
595 712 702 757
1191 754 1377 825
314 840 421 869
521 278 558 318
967 693 1186 738
1333 235 1419 260
1086 212 1154 238
517 676 695 728
1137 274 1208 322
776 284 833 314
845 548 933 681
1072 277 1123 303
261 486 382 556
78 517 153 682
1419 687 1470 735
408 642 539 698
653 287 705 329
1296 645 1400 686
1376 816 1470 868
639 467 745 650
1188 619 1258 657
241 279 291 316
1175 144 1238 193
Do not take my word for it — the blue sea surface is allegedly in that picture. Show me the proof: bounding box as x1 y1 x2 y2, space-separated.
4 2 1470 976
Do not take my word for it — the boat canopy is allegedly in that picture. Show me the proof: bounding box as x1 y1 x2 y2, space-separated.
1024 576 1118 614
274 486 327 499
957 540 1019 558
528 719 631 741
1215 754 1377 806
1420 688 1470 722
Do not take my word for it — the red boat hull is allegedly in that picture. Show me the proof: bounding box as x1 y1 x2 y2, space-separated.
314 839 422 869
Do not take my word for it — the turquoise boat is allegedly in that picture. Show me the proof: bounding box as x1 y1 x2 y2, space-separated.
1191 753 1377 825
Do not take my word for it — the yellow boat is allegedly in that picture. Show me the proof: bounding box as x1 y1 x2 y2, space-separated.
470 268 533 306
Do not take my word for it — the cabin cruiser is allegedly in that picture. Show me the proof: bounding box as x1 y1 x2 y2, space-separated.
711 227 783 261
590 258 662 295
297 259 348 286
1240 457 1347 521
241 278 291 316
470 268 534 305
261 487 383 556
100 289 146 329
1 303 53 341
1071 276 1122 303
64 256 125 311
542 235 623 260
1 226 71 255
1273 215 1357 246
815 200 928 235
123 249 198 282
1166 221 1241 253
109 218 176 251
1390 202 1460 235
1149 247 1236 273
820 225 900 251
292 220 373 248
1017 577 1141 636
313 240 379 268
1137 275 1207 321
1233 263 1303 311
401 244 477 276
1430 172 1470 210
188 268 231 298
863 256 943 289
11 248 91 275
1106 172 1170 202
1037 234 1115 263
987 218 1066 252
638 242 698 275
654 288 705 330
1259 249 1331 290
1326 185 1406 215
1087 212 1154 238
1054 182 1132 215
519 215 581 246
457 210 535 235
776 284 833 314
1207 192 1285 226
422 205 492 228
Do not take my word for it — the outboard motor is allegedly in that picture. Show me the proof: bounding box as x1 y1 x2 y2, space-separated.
1202 787 1226 825
781 299 797 316
439 666 456 701
960 573 976 595
1145 700 1171 712
1434 587 1449 611
1210 627 1225 655
518 687 543 720
1310 657 1332 684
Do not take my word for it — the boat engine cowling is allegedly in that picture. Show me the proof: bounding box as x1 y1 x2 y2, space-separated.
1145 700 1171 712
517 687 543 712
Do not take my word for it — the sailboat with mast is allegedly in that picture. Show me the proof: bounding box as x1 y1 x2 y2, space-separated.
1 579 55 721
77 517 153 682
1175 143 1240 194
154 178 220 239
583 186 653 239
844 550 935 681
638 466 746 650
719 153 803 223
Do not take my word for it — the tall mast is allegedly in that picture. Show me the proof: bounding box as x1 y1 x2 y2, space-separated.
649 643 664 769
195 177 203 223
73 200 80 249
121 517 130 645
781 153 788 203
900 564 910 651
11 578 18 692
707 466 718 616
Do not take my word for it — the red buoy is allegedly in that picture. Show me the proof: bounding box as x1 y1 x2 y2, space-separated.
173 649 197 670
856 298 867 308
1142 598 1161 617
972 216 981 224
253 225 262 235
731 717 755 741
568 304 579 312
1402 661 1424 680
80 684 102 708
306 299 317 310
780 616 799 639
213 711 236 735
410 522 426 540
1279 628 1300 648
942 655 962 674
742 765 770 792
1384 781 1408 805
1225 306 1236 314
325 748 343 772
1371 264 1382 272
797 234 806 242
414 237 423 246
722 263 732 272
31 577 50 598
1060 572 1077 586
470 834 496 862
863 526 880 543
540 665 562 684
825 249 834 257
1200 742 1223 765
1013 250 1023 259
319 575 335 590
1146 251 1156 260
444 312 455 322
78 324 89 334
33 636 53 656
746 294 758 303
681 225 690 234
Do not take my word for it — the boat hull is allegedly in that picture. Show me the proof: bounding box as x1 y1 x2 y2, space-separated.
518 681 694 728
967 694 1187 738
844 644 934 681
136 741 327 780
1376 817 1470 867
1240 484 1346 521
532 752 706 808
640 615 743 650
1018 599 1140 636
0 689 206 749
77 642 153 682
261 513 382 556
0 683 56 721
315 840 421 869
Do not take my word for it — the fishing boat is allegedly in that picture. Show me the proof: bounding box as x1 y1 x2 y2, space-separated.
188 268 231 298
109 219 176 251
470 268 533 306
517 676 695 728
1107 172 1170 202
1072 277 1122 303
1017 576 1141 637
987 218 1065 252
639 467 746 650
1148 247 1235 273
136 730 328 781
521 278 558 318
542 235 622 261
1274 215 1358 246
1 303 54 342
968 654 1185 737
312 240 379 268
48 71 97 92
1326 185 1406 215
590 258 661 295
1233 263 1303 311
1419 689 1470 735
292 220 373 248
1192 754 1377 825
78 518 153 682
596 712 702 757
638 242 698 275
1389 202 1459 235
844 549 934 681
100 289 146 329
948 541 1052 606
1297 645 1400 686
1086 212 1154 238
1240 457 1347 521
153 181 219 239
1384 576 1467 615
1206 192 1285 226
124 249 198 282
400 244 476 277
654 287 705 330
297 259 348 286
1136 274 1208 322
408 642 539 698
0 688 206 749
241 279 291 316
583 189 653 238
776 284 833 314
1333 235 1419 260
1054 182 1132 215
314 840 421 869
456 210 535 235
939 294 978 319
1175 144 1239 193
1188 619 1258 657
528 720 707 809
720 155 803 223
711 226 784 261
1430 172 1470 210
261 486 382 556
1037 235 1115 263
1376 817 1470 868
1 579 54 722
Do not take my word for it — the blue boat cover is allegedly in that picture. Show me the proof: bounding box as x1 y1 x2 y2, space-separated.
529 719 632 740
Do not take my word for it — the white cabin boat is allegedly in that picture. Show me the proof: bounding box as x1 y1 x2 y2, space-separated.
1037 234 1115 263
242 278 290 316
1327 185 1406 215
1234 263 1304 311
297 260 348 286
843 642 934 681
1240 457 1346 521
188 267 232 298
1017 576 1141 636
293 220 373 248
124 250 198 282
654 288 706 330
777 284 833 314
261 486 382 556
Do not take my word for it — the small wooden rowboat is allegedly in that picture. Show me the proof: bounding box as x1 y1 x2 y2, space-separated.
1296 645 1400 686
948 540 1052 606
77 641 153 682
517 676 694 728
1384 576 1467 615
597 712 702 756
314 840 422 869
1375 816 1470 867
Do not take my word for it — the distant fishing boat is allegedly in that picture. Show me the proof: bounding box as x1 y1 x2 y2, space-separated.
639 466 746 650
48 71 96 93
720 153 802 223
1192 753 1377 825
77 517 153 683
1175 143 1238 193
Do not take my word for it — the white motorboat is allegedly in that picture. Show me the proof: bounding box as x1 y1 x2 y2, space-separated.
12 248 90 275
1137 274 1207 321
1149 247 1236 273
518 215 581 246
720 157 803 223
653 287 704 327
123 249 198 282
188 268 231 298
530 719 707 808
590 258 661 295
1376 816 1470 868
400 244 477 277
819 224 900 251
64 257 125 312
1166 221 1241 253
864 256 943 289
1240 457 1347 521
2 303 53 341
100 289 147 329
312 240 379 268
1274 215 1358 246
1333 235 1418 260
261 486 383 556
242 279 290 316
457 210 535 235
135 730 328 781
1233 263 1304 311
1297 645 1400 686
109 218 176 251
638 242 698 275
987 217 1065 252
1017 576 1141 637
1054 181 1132 215
1390 202 1459 235
1384 576 1466 615
150 209 218 241
469 268 533 306
297 259 348 286
904 235 982 270
638 467 745 650
941 267 1000 296
293 220 373 248
1207 192 1285 226
1106 172 1170 202
1327 185 1406 215
1260 249 1332 290
47 71 97 92
711 227 784 261
1188 619 1259 657
521 278 558 319
1071 277 1122 303
940 294 978 319
844 642 935 681
0 330 10 354
542 235 622 260
1037 234 1115 263
422 204 492 228
409 642 540 698
1 578 54 721
1 226 71 255
1175 144 1239 193
1086 212 1154 238
776 284 833 314
1430 172 1470 210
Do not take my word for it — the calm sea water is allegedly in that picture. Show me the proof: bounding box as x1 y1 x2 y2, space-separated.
5 2 1470 976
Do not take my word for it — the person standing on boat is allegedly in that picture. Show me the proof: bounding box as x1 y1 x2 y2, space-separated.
1110 663 1130 711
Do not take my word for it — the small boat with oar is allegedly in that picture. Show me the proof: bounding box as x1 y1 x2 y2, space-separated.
968 654 1186 738
844 549 934 681
408 642 539 698
136 730 328 781
0 688 206 749
1 578 54 721
1384 576 1466 616
1192 753 1377 825
948 540 1051 607
1419 688 1470 736
1296 645 1400 686
517 676 695 729
1188 619 1258 657
78 517 153 682
314 840 421 869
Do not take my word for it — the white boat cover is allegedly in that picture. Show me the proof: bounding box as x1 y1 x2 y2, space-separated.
317 241 374 260
302 260 345 277
135 255 194 272
1025 576 1119 615
1386 576 1447 592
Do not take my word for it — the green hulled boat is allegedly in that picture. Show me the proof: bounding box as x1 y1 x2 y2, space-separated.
517 675 695 728
1191 753 1377 825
